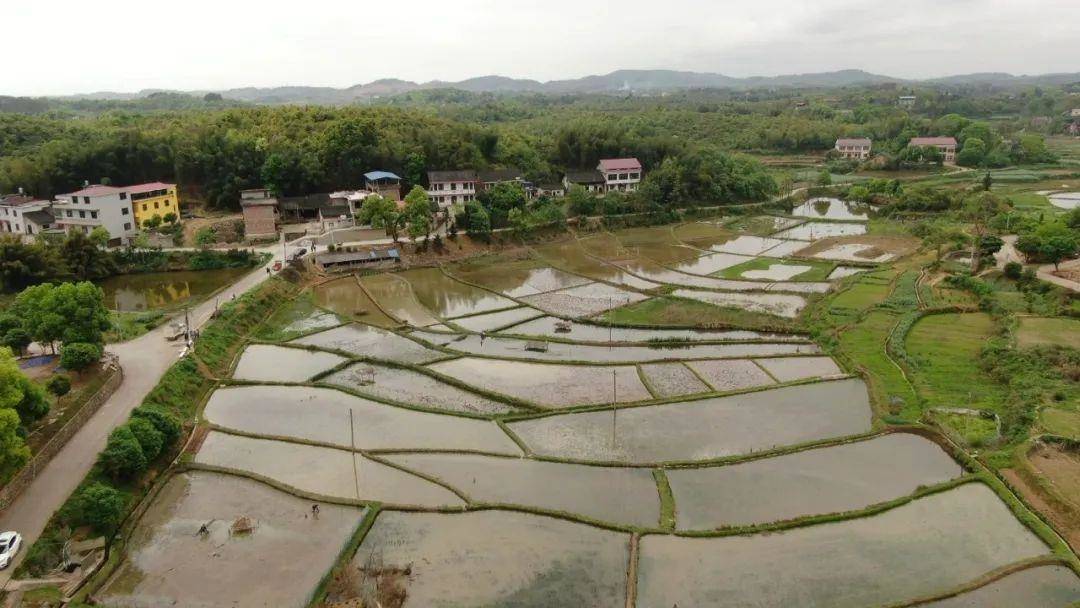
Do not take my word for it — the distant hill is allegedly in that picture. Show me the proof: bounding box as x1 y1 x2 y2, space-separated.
36 68 1080 106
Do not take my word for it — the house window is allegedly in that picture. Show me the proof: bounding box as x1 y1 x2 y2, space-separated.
619 173 628 180
72 197 78 204
124 222 131 231
630 173 639 180
122 207 129 215
119 192 127 200
66 210 72 217
83 196 90 204
90 211 98 219
79 210 86 218
14 224 19 231
451 183 457 191
154 201 159 209
142 204 148 212
164 199 170 207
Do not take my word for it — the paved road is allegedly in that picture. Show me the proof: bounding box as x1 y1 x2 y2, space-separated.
995 235 1080 293
0 248 292 588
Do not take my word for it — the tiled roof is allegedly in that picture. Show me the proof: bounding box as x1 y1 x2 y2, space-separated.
836 138 871 146
909 137 957 146
477 168 524 183
564 170 605 184
598 158 642 171
61 184 124 198
126 181 175 194
428 170 477 183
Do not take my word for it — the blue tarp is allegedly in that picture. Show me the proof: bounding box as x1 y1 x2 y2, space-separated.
364 171 401 182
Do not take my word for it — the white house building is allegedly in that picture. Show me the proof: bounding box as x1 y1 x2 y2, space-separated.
427 170 477 209
598 158 642 193
834 138 872 160
908 137 958 163
52 184 139 245
0 194 56 241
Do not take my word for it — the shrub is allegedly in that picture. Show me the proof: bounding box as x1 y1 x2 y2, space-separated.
127 417 164 461
45 374 71 397
195 227 217 246
69 482 125 534
1 328 31 355
60 342 102 372
98 425 146 481
131 406 182 447
1003 261 1023 280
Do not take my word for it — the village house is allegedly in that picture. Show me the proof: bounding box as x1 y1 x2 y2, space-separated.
0 193 55 241
562 170 606 193
364 171 402 201
128 181 180 227
898 95 916 108
427 170 477 209
52 183 142 245
598 158 642 193
329 190 371 217
477 168 533 197
239 188 278 239
834 138 872 160
536 183 566 198
908 136 958 163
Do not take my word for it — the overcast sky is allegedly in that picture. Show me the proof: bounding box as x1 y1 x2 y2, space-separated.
3 0 1078 96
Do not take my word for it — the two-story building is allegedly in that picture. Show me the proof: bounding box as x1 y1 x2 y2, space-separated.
898 95 916 108
908 137 958 163
477 168 532 197
52 184 139 245
598 158 642 193
364 171 402 201
834 138 872 160
129 182 179 227
562 170 606 194
239 188 279 239
427 170 477 209
0 193 55 241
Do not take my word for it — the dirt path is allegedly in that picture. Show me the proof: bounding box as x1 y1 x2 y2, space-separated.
1002 468 1080 552
0 255 281 589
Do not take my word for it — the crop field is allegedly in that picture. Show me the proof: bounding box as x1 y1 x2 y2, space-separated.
91 216 1080 608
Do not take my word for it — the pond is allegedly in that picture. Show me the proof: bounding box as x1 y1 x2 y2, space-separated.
774 221 868 241
1049 192 1080 210
921 565 1080 607
97 268 251 312
791 197 873 221
311 277 397 327
396 267 517 318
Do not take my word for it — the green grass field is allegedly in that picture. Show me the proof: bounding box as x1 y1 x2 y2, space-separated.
716 257 836 281
1041 408 1080 439
836 310 918 417
930 411 999 448
906 313 1005 412
599 296 796 331
1017 317 1080 349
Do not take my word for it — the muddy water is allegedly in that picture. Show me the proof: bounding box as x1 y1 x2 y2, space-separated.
685 359 776 392
357 273 442 326
231 344 345 382
508 378 872 463
712 235 787 256
760 239 813 257
451 306 545 333
665 252 754 276
500 316 808 343
99 471 364 608
673 221 735 249
97 267 251 312
774 221 868 241
532 241 659 289
203 385 522 455
673 288 808 318
352 511 629 608
291 324 444 363
195 431 464 507
827 265 869 280
450 264 591 297
397 267 517 318
756 355 843 381
311 276 397 327
636 483 1050 608
639 363 710 397
579 233 632 260
612 257 787 291
667 433 962 529
412 330 817 363
428 357 652 407
386 453 660 527
521 282 650 318
922 565 1080 607
323 361 520 415
813 243 895 263
792 197 871 221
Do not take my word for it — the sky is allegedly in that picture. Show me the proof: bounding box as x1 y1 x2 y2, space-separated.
3 0 1079 96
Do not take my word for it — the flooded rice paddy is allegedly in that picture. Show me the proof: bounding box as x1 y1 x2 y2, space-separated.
97 267 252 312
322 361 520 414
99 471 364 608
774 221 868 241
499 316 808 343
639 363 710 397
508 378 872 463
813 242 896 263
195 431 464 507
291 324 445 363
231 344 345 382
684 359 777 392
311 276 398 327
410 330 819 363
666 433 962 529
428 357 652 407
636 483 1050 608
350 511 629 608
711 235 788 256
386 453 660 526
449 306 544 332
397 267 517 318
520 282 649 317
738 262 814 281
791 197 872 221
1049 192 1080 210
756 355 844 381
921 565 1080 607
663 252 754 275
827 265 870 280
357 273 442 326
532 241 660 289
673 288 809 318
448 263 591 297
203 385 522 455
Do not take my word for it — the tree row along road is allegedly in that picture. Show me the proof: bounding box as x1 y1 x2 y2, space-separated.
0 244 295 589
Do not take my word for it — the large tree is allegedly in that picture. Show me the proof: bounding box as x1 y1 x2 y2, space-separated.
0 236 63 292
402 186 433 243
14 281 110 351
0 347 49 425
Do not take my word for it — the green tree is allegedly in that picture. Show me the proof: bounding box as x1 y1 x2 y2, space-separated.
0 236 63 291
128 417 164 461
195 227 217 246
131 406 181 447
566 185 597 217
60 342 102 373
637 157 687 209
402 186 433 242
16 282 110 349
162 212 177 224
465 201 491 239
956 137 986 167
88 226 111 248
69 483 125 534
99 425 147 481
143 215 163 230
1016 222 1080 269
0 347 50 424
46 374 71 397
61 230 114 280
477 182 527 228
0 409 29 483
357 194 398 229
816 170 832 186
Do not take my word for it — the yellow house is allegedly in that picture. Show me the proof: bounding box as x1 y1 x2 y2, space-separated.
129 182 180 226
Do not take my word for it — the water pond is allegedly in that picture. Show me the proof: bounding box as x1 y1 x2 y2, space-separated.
357 273 442 326
755 355 843 381
639 363 710 397
97 268 251 312
449 262 591 297
673 289 808 318
774 221 868 241
684 359 776 392
98 471 364 608
1049 192 1080 210
636 483 1050 608
521 282 650 318
450 306 545 333
664 252 754 276
508 378 872 463
791 197 872 221
666 432 962 529
532 241 659 289
311 276 397 327
349 511 629 608
397 267 517 318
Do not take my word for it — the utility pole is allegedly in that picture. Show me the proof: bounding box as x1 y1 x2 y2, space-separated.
609 296 613 348
611 369 617 447
184 306 191 343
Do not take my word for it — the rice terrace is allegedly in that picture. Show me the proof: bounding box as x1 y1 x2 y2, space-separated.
27 202 1076 608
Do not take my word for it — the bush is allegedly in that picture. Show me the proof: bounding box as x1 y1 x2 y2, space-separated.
60 342 102 372
69 482 125 534
131 406 182 447
1003 261 1023 280
195 227 217 246
127 417 164 461
98 425 146 481
45 374 71 397
1 328 31 355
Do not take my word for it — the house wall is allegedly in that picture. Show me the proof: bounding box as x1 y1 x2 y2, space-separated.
243 205 277 237
54 192 136 243
132 187 180 226
428 180 476 208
